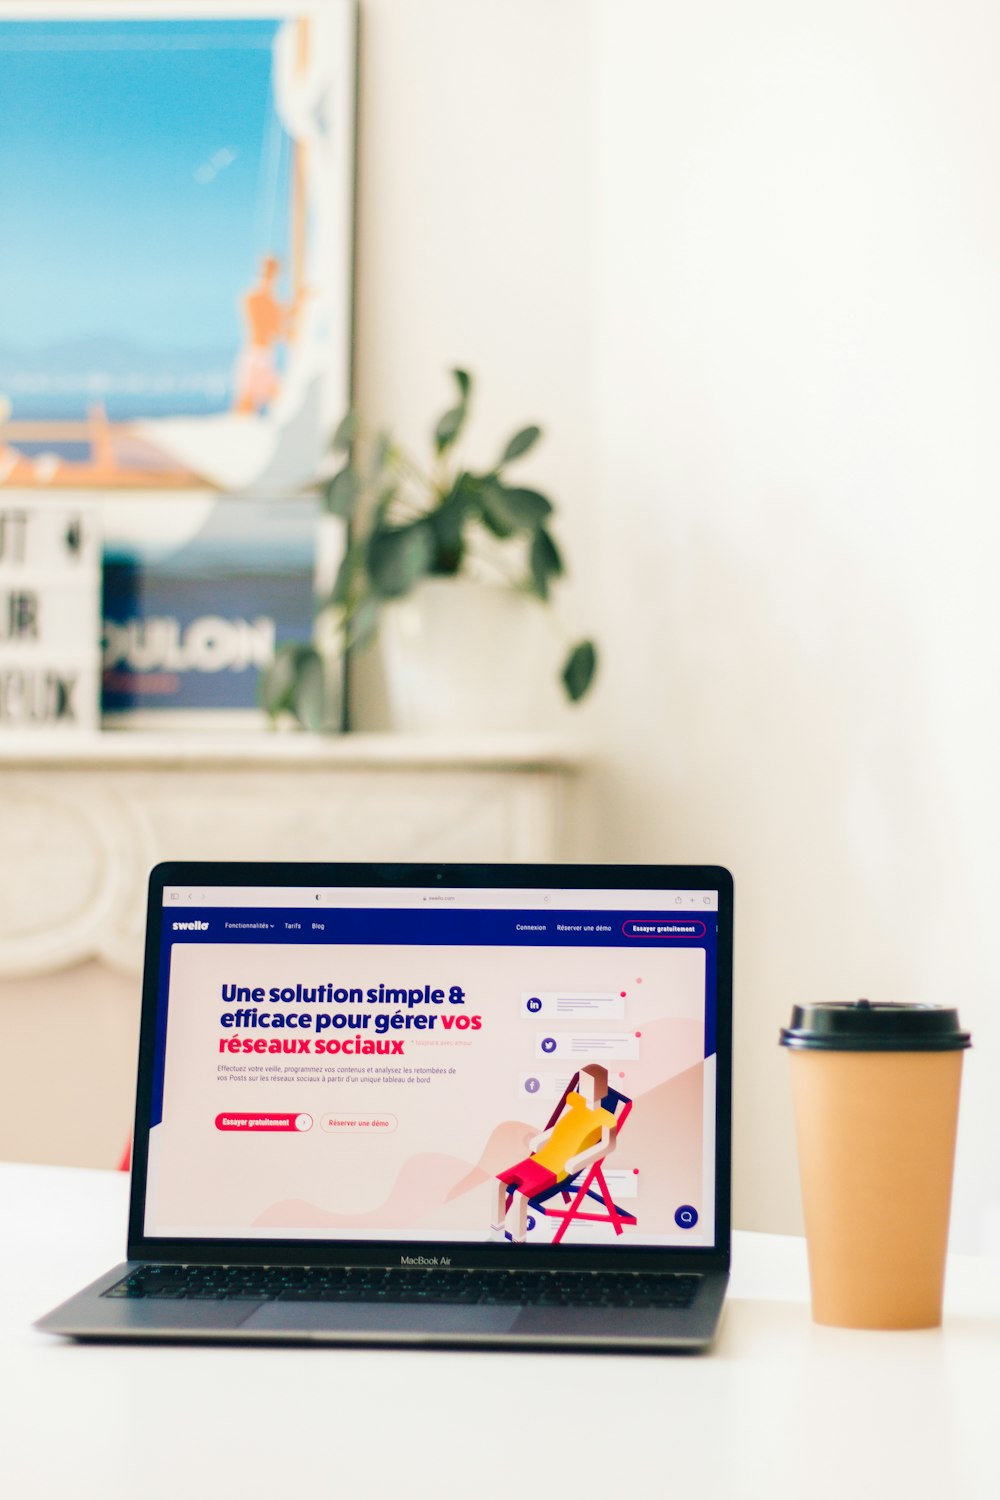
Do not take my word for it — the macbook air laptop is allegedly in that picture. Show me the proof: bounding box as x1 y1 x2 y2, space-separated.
37 860 733 1352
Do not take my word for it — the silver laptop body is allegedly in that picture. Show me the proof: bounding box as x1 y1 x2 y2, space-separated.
37 860 733 1352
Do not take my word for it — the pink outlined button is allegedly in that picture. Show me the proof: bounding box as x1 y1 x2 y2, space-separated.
320 1113 398 1134
622 919 706 939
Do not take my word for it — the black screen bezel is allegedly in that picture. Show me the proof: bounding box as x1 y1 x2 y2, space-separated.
127 860 733 1272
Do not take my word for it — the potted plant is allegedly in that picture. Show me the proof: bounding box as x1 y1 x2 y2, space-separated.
261 369 597 731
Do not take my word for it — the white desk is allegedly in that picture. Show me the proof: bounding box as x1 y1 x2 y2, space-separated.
7 1164 1000 1499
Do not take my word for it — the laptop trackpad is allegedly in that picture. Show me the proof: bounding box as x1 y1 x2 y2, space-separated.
244 1302 520 1338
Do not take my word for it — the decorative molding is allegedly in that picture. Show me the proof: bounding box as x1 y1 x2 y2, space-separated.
0 730 585 770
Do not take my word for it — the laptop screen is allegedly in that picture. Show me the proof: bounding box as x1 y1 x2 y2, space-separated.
137 866 731 1256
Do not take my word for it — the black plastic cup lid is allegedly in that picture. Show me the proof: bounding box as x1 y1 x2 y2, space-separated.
780 1000 971 1052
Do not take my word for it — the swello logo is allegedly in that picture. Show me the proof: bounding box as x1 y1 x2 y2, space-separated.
172 920 209 931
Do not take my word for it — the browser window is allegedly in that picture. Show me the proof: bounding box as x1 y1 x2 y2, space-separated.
144 885 721 1249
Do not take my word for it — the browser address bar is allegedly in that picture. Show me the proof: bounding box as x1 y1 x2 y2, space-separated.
163 886 718 911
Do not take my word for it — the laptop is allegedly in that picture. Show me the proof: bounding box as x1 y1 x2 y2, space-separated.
37 860 733 1352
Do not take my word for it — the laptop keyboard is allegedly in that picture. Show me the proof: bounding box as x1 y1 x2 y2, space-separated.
104 1264 701 1310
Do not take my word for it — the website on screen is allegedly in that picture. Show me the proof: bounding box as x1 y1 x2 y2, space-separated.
143 886 720 1249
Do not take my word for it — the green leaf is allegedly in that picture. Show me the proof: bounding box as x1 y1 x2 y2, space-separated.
452 468 483 506
430 475 477 556
330 410 358 454
258 642 308 718
434 403 466 454
292 647 327 731
370 428 393 476
434 370 472 453
480 503 514 539
479 478 515 536
481 480 552 534
366 521 435 598
562 640 597 703
329 545 361 607
529 526 564 599
505 487 553 527
500 424 541 465
345 596 380 652
372 483 398 526
322 463 361 519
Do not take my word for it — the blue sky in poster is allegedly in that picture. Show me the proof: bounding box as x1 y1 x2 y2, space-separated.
0 19 293 387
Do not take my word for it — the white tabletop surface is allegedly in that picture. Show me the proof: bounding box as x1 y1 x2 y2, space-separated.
4 1163 999 1499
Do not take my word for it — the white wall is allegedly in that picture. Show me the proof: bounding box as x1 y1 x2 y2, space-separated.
591 0 1000 1246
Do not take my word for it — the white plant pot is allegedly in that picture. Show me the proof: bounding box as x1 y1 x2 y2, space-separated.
378 579 559 734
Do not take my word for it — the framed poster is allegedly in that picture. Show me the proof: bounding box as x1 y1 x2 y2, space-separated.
0 0 354 494
0 0 355 723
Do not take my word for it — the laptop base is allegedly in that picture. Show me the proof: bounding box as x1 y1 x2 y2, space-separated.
36 1264 728 1352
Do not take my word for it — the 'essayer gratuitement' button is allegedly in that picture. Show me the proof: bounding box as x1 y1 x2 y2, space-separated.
622 919 706 939
215 1113 313 1132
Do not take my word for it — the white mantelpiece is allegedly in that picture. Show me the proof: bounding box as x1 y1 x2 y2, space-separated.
0 732 582 979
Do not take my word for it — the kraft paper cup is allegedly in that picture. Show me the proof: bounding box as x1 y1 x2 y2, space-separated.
780 1000 970 1330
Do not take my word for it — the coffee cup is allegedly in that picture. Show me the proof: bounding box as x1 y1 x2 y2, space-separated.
780 999 970 1329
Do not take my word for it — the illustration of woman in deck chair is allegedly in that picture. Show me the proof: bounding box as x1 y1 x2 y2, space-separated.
492 1062 636 1244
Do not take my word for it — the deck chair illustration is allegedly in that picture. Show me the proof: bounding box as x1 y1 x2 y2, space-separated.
494 1062 637 1244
